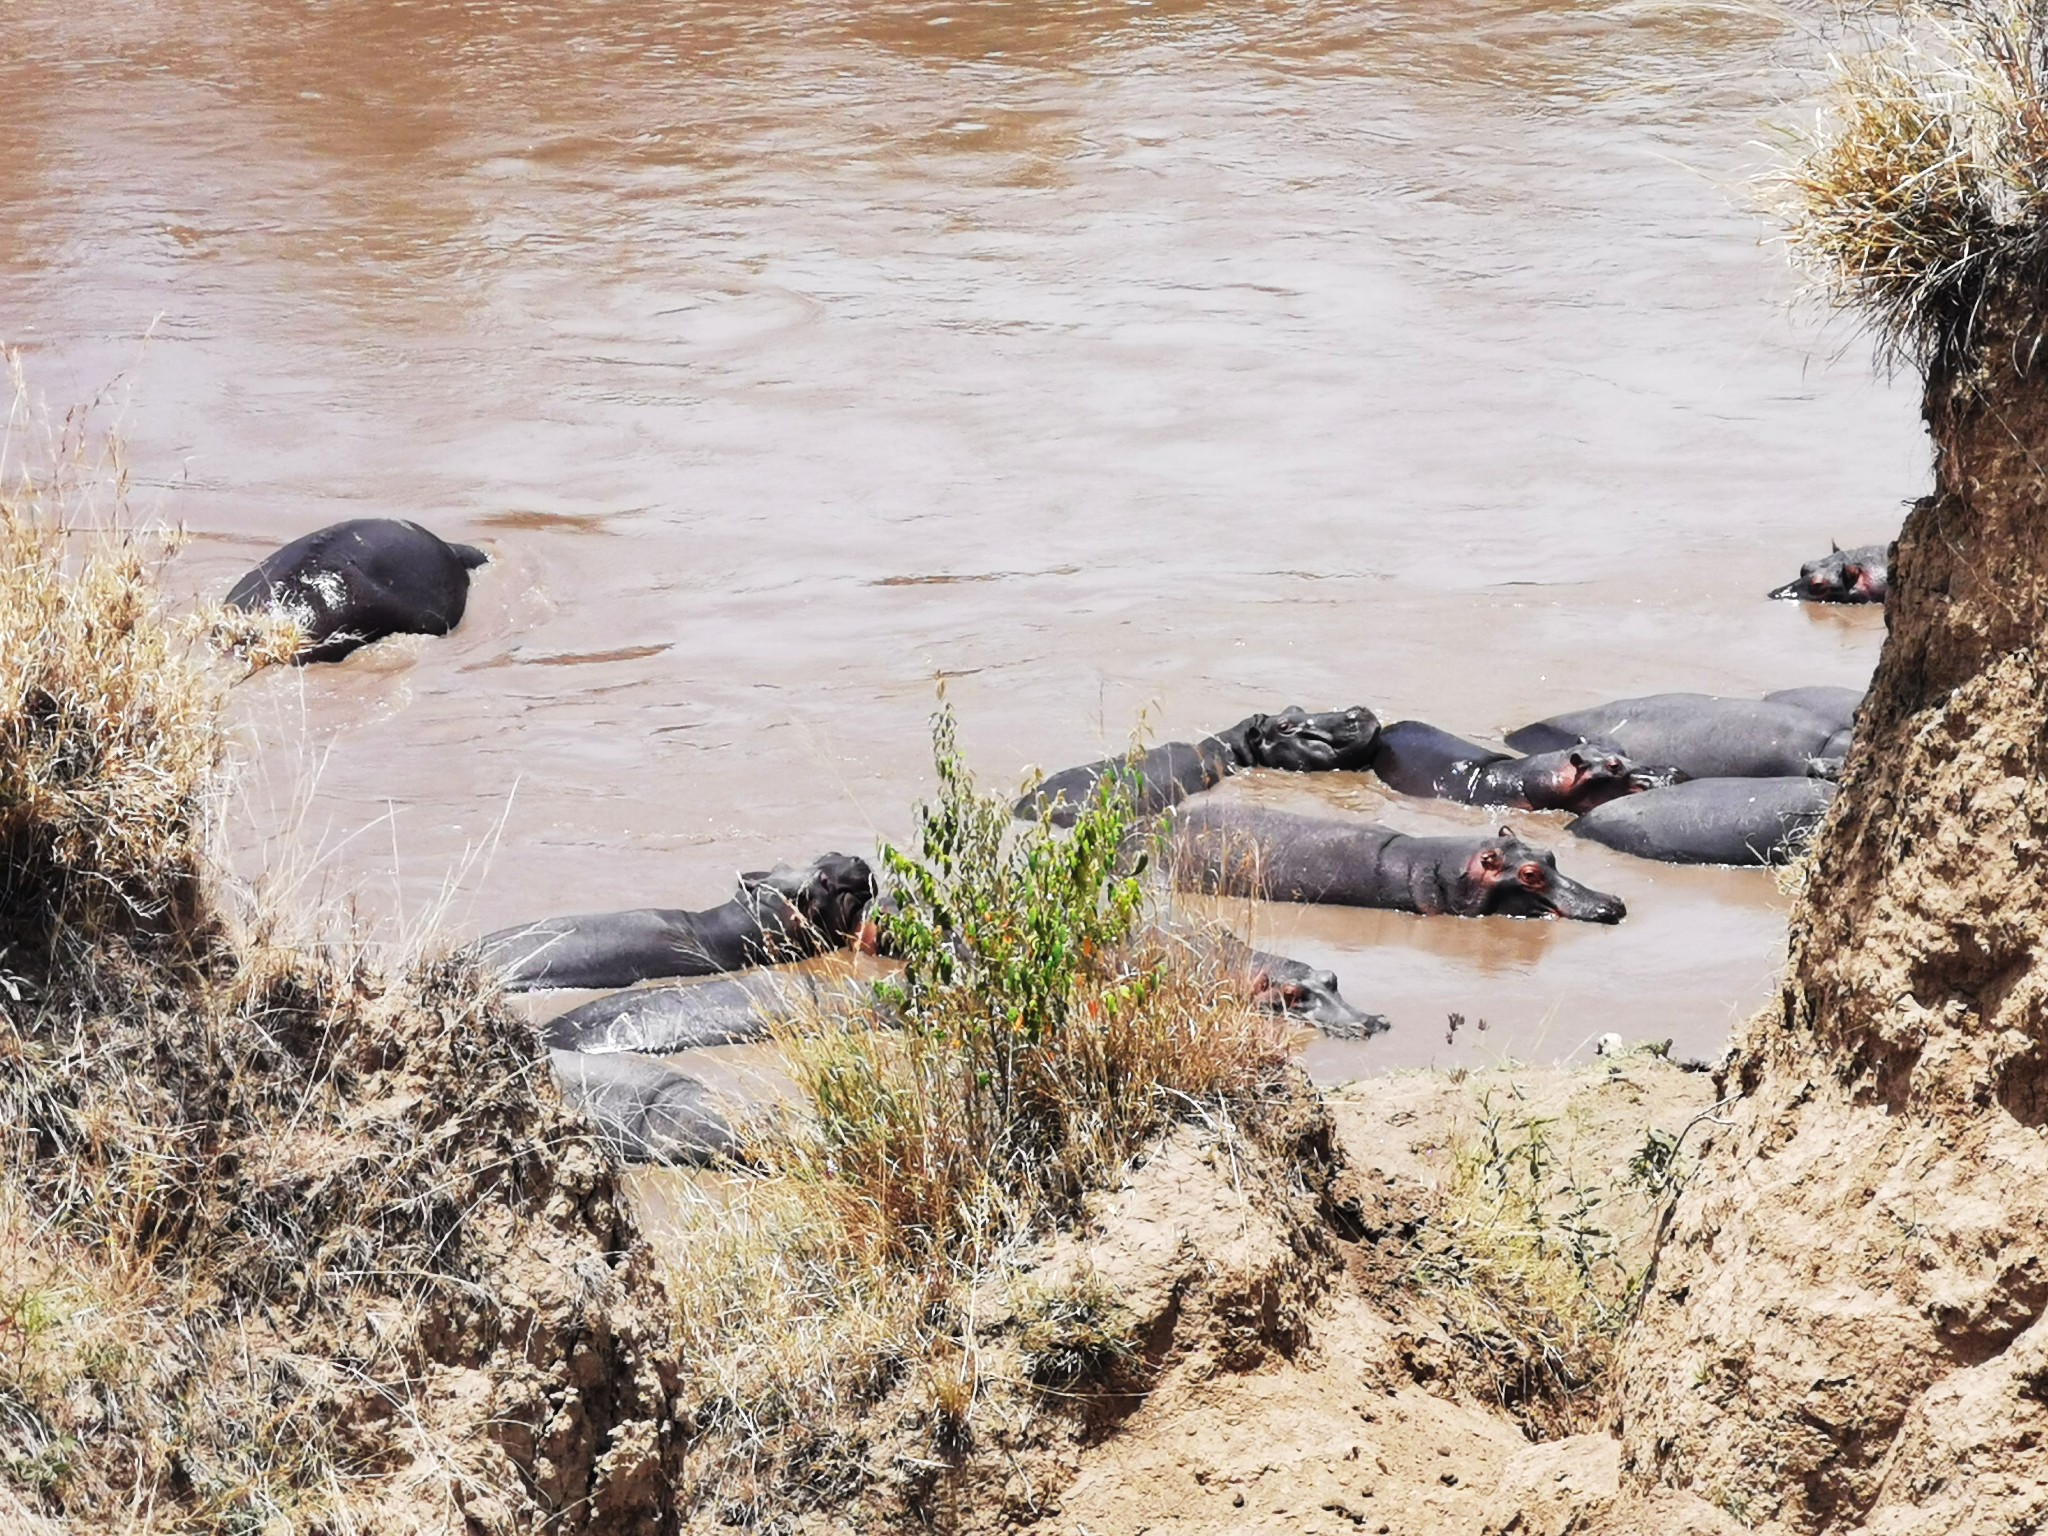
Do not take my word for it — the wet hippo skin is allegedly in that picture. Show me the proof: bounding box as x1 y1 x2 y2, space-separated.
226 517 488 663
1505 693 1840 781
1168 801 1626 923
1017 705 1381 825
1372 719 1646 812
539 969 844 1054
1569 777 1838 865
549 1049 737 1164
479 853 876 992
1767 541 1888 603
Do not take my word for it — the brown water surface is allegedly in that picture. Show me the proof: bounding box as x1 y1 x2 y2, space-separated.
2 0 1921 1075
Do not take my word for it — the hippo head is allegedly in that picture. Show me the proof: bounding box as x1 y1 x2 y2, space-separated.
1514 746 1641 814
1241 705 1382 773
739 853 877 943
1768 545 1883 603
1247 963 1390 1040
1461 830 1626 923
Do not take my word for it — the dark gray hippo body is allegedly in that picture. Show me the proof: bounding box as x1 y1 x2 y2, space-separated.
539 970 840 1053
1569 777 1837 866
1169 801 1625 923
1506 693 1839 781
480 854 876 993
1769 688 1867 765
1768 542 1888 604
226 518 488 663
1195 929 1387 1038
548 1049 737 1164
1018 705 1381 825
1372 720 1648 813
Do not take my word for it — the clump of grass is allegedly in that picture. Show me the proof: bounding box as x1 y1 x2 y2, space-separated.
659 705 1290 1513
1778 2 2048 370
1409 1090 1658 1437
0 356 226 960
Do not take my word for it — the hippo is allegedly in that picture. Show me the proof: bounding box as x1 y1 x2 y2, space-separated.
1168 801 1626 923
537 970 844 1054
479 853 876 993
1018 705 1381 826
1767 542 1888 604
1371 719 1662 813
1763 686 1863 736
1505 693 1840 781
549 1049 738 1164
1569 777 1837 866
1226 938 1388 1039
225 518 489 663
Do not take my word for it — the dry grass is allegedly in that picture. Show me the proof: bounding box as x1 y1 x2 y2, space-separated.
657 706 1292 1517
1777 1 2048 369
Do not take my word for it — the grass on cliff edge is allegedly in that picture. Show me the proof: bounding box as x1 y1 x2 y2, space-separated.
0 364 664 1536
1779 1 2048 369
658 708 1294 1519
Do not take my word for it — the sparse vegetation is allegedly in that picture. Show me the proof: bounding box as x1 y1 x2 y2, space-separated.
658 706 1291 1516
1778 1 2048 369
1408 1087 1658 1436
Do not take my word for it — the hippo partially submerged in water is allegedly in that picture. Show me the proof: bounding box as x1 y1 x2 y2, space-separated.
1168 801 1626 923
479 853 876 992
549 1049 737 1164
1768 542 1888 604
540 927 1388 1053
226 517 488 663
1372 719 1665 812
1017 705 1381 825
1570 777 1837 866
1506 693 1845 781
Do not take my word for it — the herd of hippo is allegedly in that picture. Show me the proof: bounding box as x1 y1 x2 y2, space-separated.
222 516 1883 1164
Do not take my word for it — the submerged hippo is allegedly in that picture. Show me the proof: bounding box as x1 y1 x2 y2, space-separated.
1767 542 1888 604
1570 777 1837 866
479 853 876 993
1505 693 1839 781
1372 720 1659 813
1018 705 1381 826
1168 801 1626 923
549 1049 738 1164
1236 944 1387 1039
539 970 842 1054
226 518 488 663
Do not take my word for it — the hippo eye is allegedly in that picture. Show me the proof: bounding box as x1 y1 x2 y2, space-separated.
1517 862 1548 889
1283 984 1309 1006
1841 563 1863 583
1479 848 1505 872
1606 758 1625 775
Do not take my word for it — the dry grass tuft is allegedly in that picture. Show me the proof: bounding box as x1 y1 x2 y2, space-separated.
0 355 226 960
658 706 1292 1518
1777 2 2048 370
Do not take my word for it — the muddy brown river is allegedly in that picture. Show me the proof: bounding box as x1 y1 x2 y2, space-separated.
3 0 1923 1074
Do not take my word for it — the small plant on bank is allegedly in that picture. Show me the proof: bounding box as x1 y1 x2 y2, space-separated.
1410 1090 1654 1436
660 707 1288 1512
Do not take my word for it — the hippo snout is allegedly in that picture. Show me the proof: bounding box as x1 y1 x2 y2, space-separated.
1553 880 1627 924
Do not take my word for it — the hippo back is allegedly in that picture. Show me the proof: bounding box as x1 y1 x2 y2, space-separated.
1505 693 1836 779
1569 777 1837 866
548 1049 738 1164
1763 686 1864 735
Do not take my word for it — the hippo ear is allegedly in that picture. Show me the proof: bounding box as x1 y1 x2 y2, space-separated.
1830 539 1841 553
738 864 802 901
1498 824 1514 839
